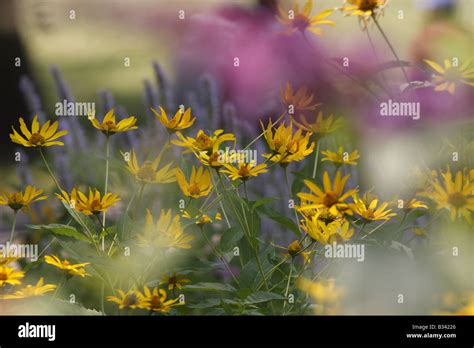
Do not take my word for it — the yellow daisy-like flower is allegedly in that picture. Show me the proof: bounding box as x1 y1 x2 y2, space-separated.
321 147 360 166
351 193 397 221
220 161 268 181
0 254 18 266
424 58 474 95
420 168 474 223
340 0 387 26
292 111 343 137
152 106 196 132
182 211 221 226
107 289 143 310
137 286 181 313
398 198 428 211
89 109 138 136
280 82 321 113
56 188 120 216
297 171 358 216
160 273 191 291
139 209 194 249
261 119 315 165
10 115 68 147
175 166 213 199
0 185 47 212
44 255 90 277
277 0 334 36
171 129 236 154
297 277 343 303
300 218 354 245
273 240 311 264
0 265 25 286
1 278 56 300
124 150 175 184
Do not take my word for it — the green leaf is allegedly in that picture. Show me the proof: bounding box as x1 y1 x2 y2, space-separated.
251 197 276 211
26 223 90 243
244 291 286 305
220 227 244 252
256 205 301 238
184 282 236 292
61 201 97 240
187 299 222 309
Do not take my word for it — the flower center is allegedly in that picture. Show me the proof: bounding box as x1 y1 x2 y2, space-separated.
137 162 156 181
0 272 7 280
195 134 213 150
323 192 339 207
30 132 46 145
189 183 201 196
448 192 467 208
356 0 379 12
293 15 310 31
124 294 138 307
90 199 102 213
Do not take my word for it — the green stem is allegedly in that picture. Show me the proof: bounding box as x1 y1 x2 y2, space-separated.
243 181 249 201
199 227 239 285
282 259 294 314
213 173 231 228
312 140 321 179
101 136 111 251
39 148 62 192
372 15 410 83
8 210 18 244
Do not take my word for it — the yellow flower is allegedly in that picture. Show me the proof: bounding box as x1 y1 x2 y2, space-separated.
277 0 334 36
107 289 143 310
420 168 474 222
137 286 181 313
0 254 18 266
0 185 47 212
220 161 268 181
1 278 56 299
124 150 175 184
10 115 68 147
44 255 90 277
175 166 212 198
171 129 236 154
399 198 428 211
182 211 221 226
284 240 311 263
340 0 387 26
292 111 343 136
152 106 196 132
321 147 360 166
300 218 354 245
261 119 315 165
297 171 358 216
89 109 138 136
139 209 194 249
424 58 474 95
297 277 343 303
56 188 120 216
351 193 397 221
280 82 320 113
160 273 191 291
0 265 24 286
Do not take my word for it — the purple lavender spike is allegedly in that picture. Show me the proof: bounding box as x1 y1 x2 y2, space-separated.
152 61 173 109
143 79 158 118
18 75 46 123
15 149 33 186
49 66 87 149
116 106 139 150
199 74 220 130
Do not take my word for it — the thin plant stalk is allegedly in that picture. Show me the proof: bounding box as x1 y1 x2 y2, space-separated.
312 140 321 179
372 15 409 83
8 210 18 244
101 136 111 251
39 148 62 192
282 259 294 314
199 227 239 285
